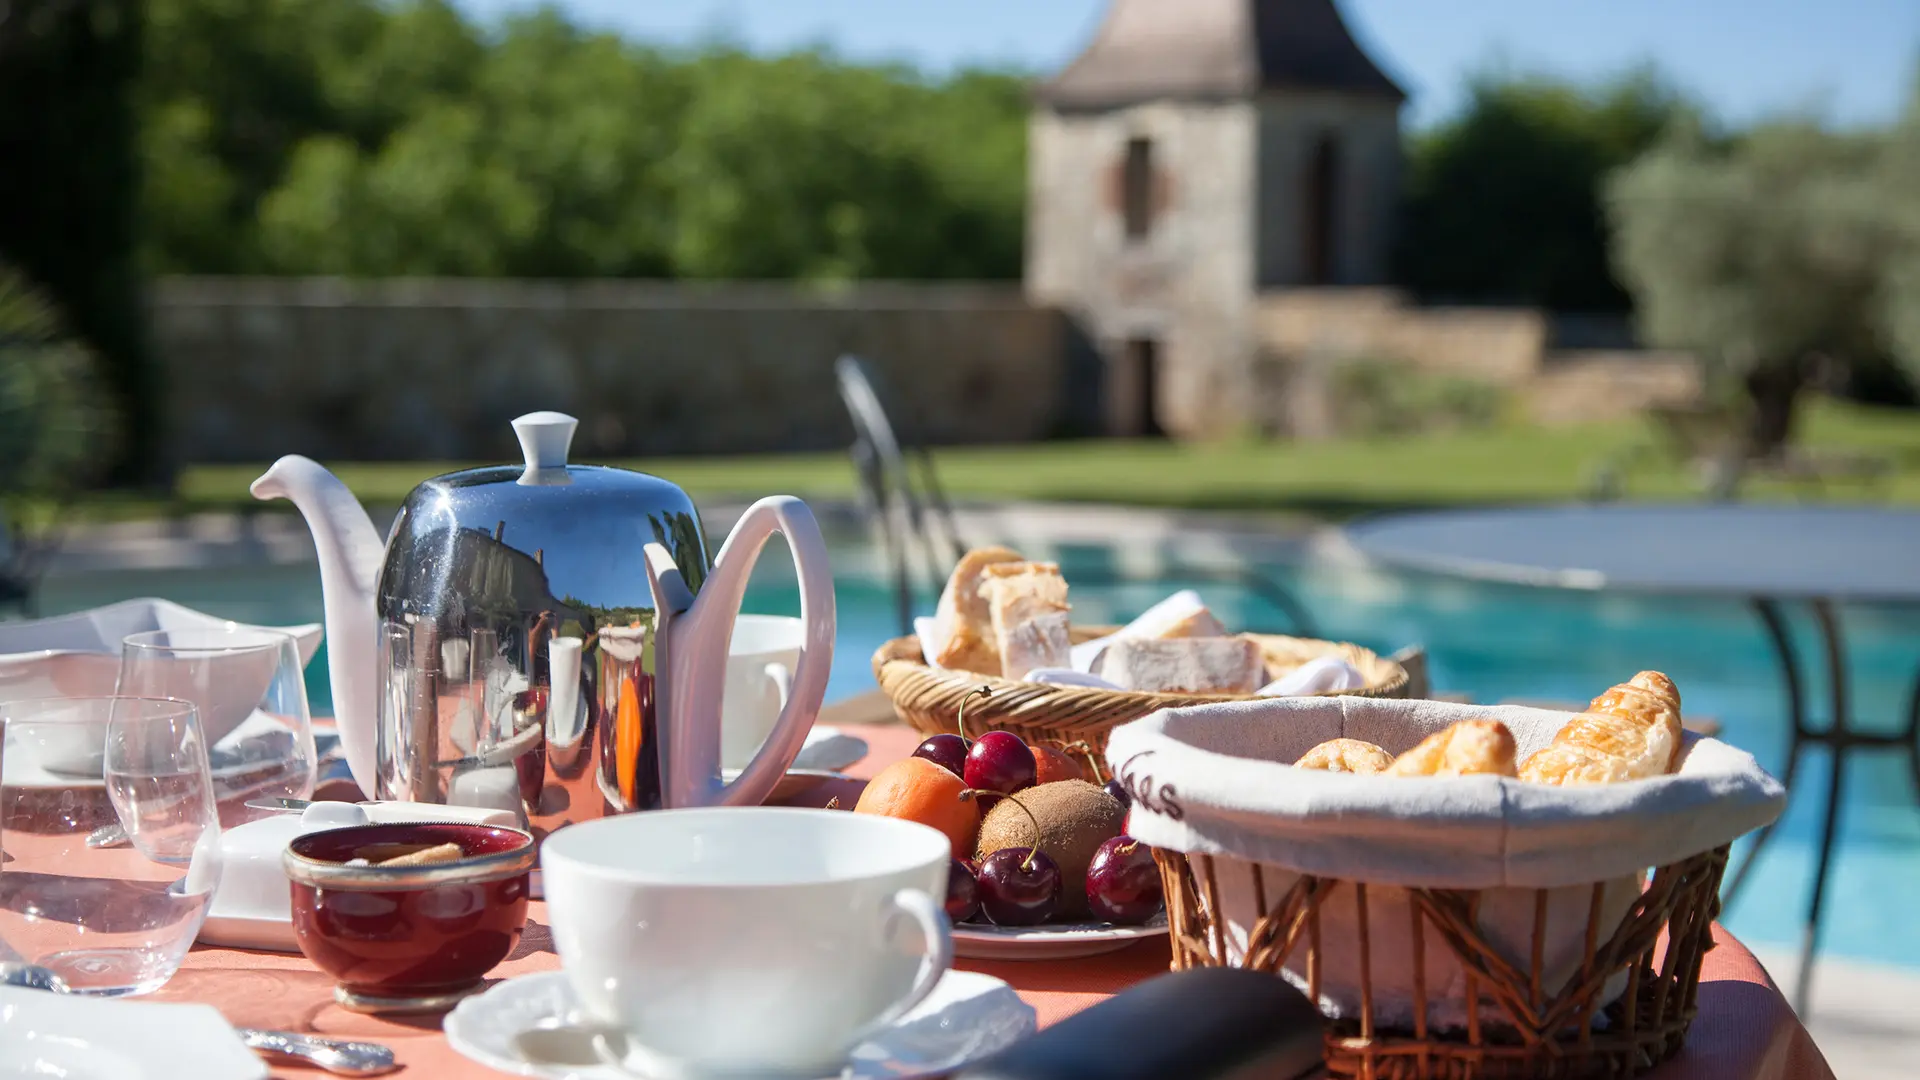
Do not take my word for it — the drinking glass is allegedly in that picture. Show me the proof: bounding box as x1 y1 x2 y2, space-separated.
0 696 221 996
118 626 316 827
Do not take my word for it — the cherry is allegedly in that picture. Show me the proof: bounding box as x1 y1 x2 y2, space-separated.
1086 835 1162 925
913 733 970 778
973 795 1060 926
1103 779 1131 809
917 685 991 778
944 858 980 923
965 731 1036 795
977 847 1061 926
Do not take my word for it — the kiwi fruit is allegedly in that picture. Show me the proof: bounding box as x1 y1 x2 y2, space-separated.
974 780 1127 917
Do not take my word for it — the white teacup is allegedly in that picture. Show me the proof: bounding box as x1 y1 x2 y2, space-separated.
720 615 802 772
541 807 954 1079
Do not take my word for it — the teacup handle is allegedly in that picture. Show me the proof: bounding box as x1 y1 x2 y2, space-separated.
852 888 953 1041
764 661 791 708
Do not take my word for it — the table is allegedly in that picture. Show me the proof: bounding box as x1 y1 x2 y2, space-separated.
1343 504 1920 1014
158 722 1832 1078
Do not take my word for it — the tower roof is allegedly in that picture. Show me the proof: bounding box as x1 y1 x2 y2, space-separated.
1036 0 1405 109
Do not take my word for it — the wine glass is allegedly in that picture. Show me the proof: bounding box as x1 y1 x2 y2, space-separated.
118 626 316 827
0 696 221 996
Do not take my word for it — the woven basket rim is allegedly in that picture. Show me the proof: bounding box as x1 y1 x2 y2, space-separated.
873 624 1408 707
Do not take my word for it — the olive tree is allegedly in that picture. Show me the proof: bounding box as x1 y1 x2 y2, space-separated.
1606 120 1903 455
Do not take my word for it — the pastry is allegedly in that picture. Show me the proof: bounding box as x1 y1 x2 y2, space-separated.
986 561 1072 680
931 546 1026 674
1384 719 1517 777
1295 738 1393 774
1519 671 1683 785
1097 636 1265 695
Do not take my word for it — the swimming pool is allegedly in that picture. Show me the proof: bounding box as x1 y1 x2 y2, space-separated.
30 536 1920 972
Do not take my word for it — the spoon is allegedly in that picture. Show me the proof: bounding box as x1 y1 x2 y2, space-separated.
237 1029 399 1077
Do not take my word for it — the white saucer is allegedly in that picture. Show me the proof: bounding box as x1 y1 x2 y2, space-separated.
444 969 1034 1080
952 913 1168 961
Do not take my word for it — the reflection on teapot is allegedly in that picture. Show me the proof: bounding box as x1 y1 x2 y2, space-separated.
250 412 836 843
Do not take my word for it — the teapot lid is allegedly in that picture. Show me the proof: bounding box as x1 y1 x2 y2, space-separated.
512 411 578 477
377 412 710 616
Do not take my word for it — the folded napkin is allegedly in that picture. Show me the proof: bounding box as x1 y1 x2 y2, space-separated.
1256 655 1367 696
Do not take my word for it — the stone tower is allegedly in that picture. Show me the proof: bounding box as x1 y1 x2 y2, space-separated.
1026 0 1404 437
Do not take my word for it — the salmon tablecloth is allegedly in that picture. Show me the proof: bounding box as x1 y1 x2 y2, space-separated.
152 723 1834 1079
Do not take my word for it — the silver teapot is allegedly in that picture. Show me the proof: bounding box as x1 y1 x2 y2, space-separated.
251 412 836 834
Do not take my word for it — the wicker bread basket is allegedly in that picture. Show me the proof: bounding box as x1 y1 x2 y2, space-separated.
871 625 1408 755
1106 697 1784 1080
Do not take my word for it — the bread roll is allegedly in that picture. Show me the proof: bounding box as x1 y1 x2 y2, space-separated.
1296 738 1393 774
1518 671 1683 786
931 547 1026 674
986 562 1071 680
1384 719 1517 777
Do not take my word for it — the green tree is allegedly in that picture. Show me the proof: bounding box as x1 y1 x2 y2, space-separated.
1607 119 1900 453
0 0 151 482
0 265 121 495
1398 68 1693 311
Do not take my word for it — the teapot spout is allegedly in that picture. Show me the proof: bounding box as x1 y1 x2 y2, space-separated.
251 456 384 799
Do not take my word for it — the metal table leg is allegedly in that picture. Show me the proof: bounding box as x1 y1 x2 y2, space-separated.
1724 597 1912 1015
1721 599 1809 905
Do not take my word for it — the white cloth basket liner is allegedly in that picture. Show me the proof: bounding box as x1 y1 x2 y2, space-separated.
1104 696 1784 1028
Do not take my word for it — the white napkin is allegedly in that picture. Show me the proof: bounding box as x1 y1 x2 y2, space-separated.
1067 589 1209 672
914 616 949 669
1025 668 1124 690
1256 655 1367 696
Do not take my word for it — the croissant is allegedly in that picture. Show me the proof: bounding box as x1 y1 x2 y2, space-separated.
1295 738 1393 774
1384 719 1517 777
1518 671 1682 786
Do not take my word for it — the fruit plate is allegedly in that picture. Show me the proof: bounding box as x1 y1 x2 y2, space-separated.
952 913 1168 961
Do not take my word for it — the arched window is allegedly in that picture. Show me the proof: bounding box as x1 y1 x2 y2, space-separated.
1123 137 1156 241
1304 134 1338 284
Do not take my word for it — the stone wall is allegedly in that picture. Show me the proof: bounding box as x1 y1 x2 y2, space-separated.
151 278 1073 463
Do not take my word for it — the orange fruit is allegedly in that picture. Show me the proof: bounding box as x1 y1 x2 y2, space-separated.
854 756 982 859
1033 745 1086 786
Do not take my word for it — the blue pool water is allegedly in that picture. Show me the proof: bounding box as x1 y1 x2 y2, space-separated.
32 539 1920 972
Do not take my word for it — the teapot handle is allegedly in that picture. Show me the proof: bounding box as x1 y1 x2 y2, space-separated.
647 496 836 809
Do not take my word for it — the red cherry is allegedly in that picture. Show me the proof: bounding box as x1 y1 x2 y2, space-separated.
944 857 980 922
913 733 970 778
964 731 1036 795
977 847 1061 926
1086 835 1163 925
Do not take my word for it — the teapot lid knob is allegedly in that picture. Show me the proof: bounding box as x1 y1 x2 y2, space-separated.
513 412 577 472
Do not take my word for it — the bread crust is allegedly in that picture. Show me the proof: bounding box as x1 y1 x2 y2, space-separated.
931 546 1025 674
1518 670 1683 785
986 562 1072 679
1296 738 1394 774
1384 719 1518 777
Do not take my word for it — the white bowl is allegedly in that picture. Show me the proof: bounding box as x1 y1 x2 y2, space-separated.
0 599 322 772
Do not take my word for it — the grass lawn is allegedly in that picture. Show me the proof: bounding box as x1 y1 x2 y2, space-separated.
57 398 1920 524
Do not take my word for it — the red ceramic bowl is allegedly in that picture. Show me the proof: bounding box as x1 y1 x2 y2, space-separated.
283 822 536 1013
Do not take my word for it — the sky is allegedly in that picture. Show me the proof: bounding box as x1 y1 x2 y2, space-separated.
453 0 1919 130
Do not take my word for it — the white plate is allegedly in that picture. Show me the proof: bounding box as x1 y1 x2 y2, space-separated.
445 968 1034 1080
0 597 320 700
952 913 1168 961
0 986 267 1080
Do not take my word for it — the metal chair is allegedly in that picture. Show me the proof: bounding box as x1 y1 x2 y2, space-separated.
833 356 1318 639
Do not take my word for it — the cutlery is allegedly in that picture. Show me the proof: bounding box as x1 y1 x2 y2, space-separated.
237 1029 399 1076
85 823 129 849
